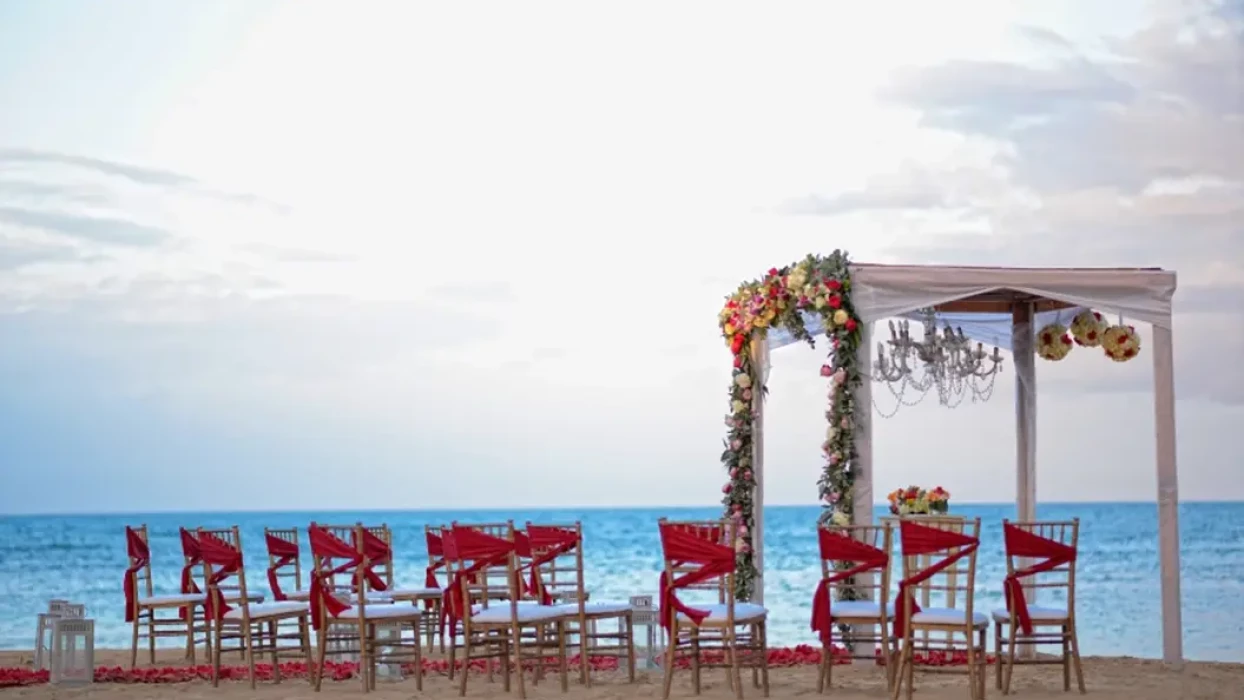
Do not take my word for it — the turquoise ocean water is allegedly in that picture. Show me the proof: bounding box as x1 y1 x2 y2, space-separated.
1 503 1240 662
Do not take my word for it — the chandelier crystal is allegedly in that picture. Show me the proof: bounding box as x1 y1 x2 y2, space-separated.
872 308 1005 415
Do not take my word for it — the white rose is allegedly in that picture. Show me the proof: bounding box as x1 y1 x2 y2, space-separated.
735 373 752 389
831 511 850 526
826 425 837 441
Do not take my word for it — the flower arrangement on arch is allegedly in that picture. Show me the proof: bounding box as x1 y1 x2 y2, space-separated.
887 485 951 515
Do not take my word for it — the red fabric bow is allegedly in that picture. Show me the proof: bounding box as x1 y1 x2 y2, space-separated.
353 529 391 592
264 534 300 601
520 525 580 605
1002 523 1077 634
123 527 150 623
307 526 362 630
893 521 979 637
810 530 888 645
443 526 514 629
177 528 203 621
657 523 736 632
424 531 446 612
197 533 243 623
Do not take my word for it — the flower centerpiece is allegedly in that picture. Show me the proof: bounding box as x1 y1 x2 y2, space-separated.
1102 323 1142 362
887 485 951 515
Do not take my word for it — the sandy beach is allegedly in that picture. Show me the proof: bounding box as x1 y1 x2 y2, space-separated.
2 649 1241 699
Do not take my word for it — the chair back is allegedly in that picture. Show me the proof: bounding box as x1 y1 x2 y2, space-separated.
122 525 152 622
425 525 448 589
522 522 584 606
178 527 205 601
1002 518 1079 629
817 522 892 616
315 523 362 594
264 527 303 600
657 518 739 630
308 523 368 629
353 522 394 591
898 516 978 611
445 521 522 632
197 526 253 623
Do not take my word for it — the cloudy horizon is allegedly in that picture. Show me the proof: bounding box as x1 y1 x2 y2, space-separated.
1 0 1241 515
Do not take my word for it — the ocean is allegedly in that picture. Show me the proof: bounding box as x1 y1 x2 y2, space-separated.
1 503 1241 662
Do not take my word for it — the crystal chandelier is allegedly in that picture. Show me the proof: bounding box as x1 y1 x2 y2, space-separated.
872 308 1004 415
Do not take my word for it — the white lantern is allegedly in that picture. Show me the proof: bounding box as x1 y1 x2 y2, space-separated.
50 618 95 685
373 622 403 681
629 595 663 668
34 601 83 670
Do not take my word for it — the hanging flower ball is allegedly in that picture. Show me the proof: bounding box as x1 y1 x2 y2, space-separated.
1102 324 1142 362
1070 310 1107 347
1036 323 1074 361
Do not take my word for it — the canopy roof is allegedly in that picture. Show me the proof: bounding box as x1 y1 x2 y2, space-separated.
768 263 1177 351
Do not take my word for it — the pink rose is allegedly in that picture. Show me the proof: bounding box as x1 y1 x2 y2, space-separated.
742 389 753 401
743 470 752 481
820 364 832 377
722 483 733 494
729 467 738 478
828 452 840 465
833 368 847 385
731 439 742 450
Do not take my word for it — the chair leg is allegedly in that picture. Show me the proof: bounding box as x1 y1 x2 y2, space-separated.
965 631 979 700
1062 624 1072 692
412 619 424 692
759 622 770 698
243 624 258 690
625 613 637 683
457 629 471 697
512 622 527 700
1003 623 1019 695
1069 623 1086 694
129 615 140 670
690 629 701 695
994 622 1002 690
661 625 677 700
559 620 570 693
211 621 223 688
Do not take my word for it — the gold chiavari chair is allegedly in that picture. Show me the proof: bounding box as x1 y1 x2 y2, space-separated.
813 521 896 692
123 525 201 669
524 521 636 686
658 518 769 700
308 523 424 693
891 516 987 700
198 526 311 689
449 521 571 699
992 518 1085 695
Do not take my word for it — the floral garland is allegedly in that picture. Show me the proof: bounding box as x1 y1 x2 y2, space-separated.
718 251 862 600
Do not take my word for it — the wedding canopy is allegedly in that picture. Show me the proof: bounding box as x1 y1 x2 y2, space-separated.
748 264 1182 663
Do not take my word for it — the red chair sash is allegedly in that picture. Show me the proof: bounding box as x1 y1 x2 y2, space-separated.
352 529 391 592
657 523 736 631
264 534 300 601
444 526 514 628
307 526 365 630
521 525 580 605
809 530 888 645
1002 523 1077 634
425 531 446 589
177 528 203 621
123 527 150 622
198 534 244 623
893 521 980 637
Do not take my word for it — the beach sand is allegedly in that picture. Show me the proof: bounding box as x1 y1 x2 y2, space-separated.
2 649 1241 699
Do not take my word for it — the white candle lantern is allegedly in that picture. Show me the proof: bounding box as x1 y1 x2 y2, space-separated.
629 595 662 668
373 622 403 681
34 601 83 670
50 617 95 685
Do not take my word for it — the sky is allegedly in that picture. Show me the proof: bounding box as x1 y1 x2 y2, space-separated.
0 0 1241 515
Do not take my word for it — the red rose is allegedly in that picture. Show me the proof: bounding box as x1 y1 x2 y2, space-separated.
731 335 746 354
767 268 779 277
828 295 842 309
826 279 842 291
733 355 743 368
1041 332 1052 343
845 318 857 332
1087 331 1097 340
1060 335 1072 345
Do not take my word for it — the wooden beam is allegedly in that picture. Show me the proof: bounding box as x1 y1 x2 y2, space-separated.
933 299 1076 314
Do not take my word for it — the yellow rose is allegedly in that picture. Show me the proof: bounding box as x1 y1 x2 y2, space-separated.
814 296 827 309
731 400 746 414
724 322 736 335
833 309 849 326
755 316 770 328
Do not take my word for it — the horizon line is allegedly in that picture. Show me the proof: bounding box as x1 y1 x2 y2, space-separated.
3 499 1240 519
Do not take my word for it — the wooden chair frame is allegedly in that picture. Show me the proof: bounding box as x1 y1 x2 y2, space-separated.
815 522 896 693
124 524 201 669
451 520 571 699
525 521 637 687
992 518 1085 695
309 523 424 694
357 522 445 652
658 517 770 700
265 527 310 601
891 516 987 700
198 526 311 689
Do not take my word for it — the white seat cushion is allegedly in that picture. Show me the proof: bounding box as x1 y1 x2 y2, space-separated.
284 590 312 601
387 586 442 598
222 602 306 620
139 593 205 606
830 600 897 619
910 607 988 628
472 604 568 624
555 601 633 616
991 605 1069 624
676 603 767 624
334 603 422 620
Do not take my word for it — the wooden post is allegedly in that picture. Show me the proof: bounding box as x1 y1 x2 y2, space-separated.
1152 322 1183 665
750 337 767 605
1012 302 1038 660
